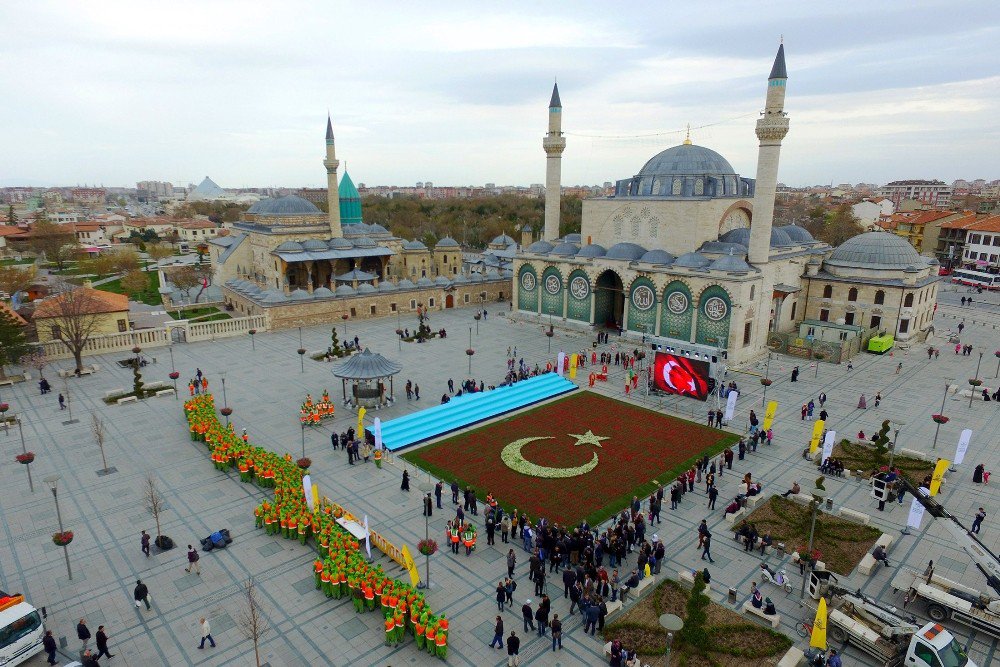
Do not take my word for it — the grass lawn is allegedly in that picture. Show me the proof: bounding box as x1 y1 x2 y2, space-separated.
736 496 881 575
402 391 739 526
830 439 935 485
604 578 791 666
0 257 36 266
167 306 230 322
101 271 162 306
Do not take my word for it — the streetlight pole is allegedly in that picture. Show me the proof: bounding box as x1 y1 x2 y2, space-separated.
18 418 32 492
932 381 952 450
970 352 984 408
44 475 72 580
418 482 433 589
762 353 771 407
799 488 826 599
61 377 77 425
300 423 306 459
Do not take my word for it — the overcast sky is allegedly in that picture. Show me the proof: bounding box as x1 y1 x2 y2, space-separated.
2 1 998 189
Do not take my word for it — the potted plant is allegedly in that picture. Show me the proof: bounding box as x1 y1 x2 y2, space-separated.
15 452 34 464
932 414 949 425
0 403 9 413
220 407 233 417
169 371 180 380
970 378 983 387
296 457 312 469
52 531 74 546
760 378 773 386
418 538 439 556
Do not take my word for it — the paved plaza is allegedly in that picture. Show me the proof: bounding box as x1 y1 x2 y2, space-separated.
4 282 1000 666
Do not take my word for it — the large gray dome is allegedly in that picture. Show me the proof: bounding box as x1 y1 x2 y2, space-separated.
246 195 321 216
826 232 922 269
779 224 815 244
526 240 554 254
605 243 647 260
550 242 579 257
639 143 736 178
719 227 794 249
577 244 607 258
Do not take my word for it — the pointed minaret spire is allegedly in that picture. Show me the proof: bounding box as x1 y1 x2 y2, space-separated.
323 115 342 237
543 81 566 241
325 114 335 144
768 43 787 80
549 82 561 109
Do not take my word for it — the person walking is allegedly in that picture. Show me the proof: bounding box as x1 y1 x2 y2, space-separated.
77 619 91 652
496 581 507 611
507 549 517 578
141 530 151 558
435 481 443 509
584 602 599 636
701 532 715 563
972 508 987 534
42 629 57 665
521 601 535 632
489 616 504 649
401 469 410 491
414 383 420 400
707 486 718 510
185 545 201 575
818 392 826 407
198 617 216 649
134 579 151 610
535 601 548 636
58 393 66 410
791 366 799 382
551 614 563 651
95 625 114 660
506 631 521 666
697 520 709 548
451 480 459 504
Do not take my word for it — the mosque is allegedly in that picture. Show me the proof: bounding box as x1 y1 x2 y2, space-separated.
212 119 510 328
513 44 939 366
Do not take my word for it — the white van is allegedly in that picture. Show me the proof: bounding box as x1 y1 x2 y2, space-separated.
0 593 44 666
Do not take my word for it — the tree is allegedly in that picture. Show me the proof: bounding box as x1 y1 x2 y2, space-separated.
106 248 140 274
678 572 710 649
0 264 35 298
169 265 203 302
43 284 109 373
146 244 175 262
872 419 892 468
92 414 110 473
120 269 150 299
18 348 46 380
0 308 29 379
237 577 270 667
143 473 169 548
6 205 15 226
27 219 77 270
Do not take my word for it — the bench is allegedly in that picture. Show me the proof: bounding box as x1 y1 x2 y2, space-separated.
724 507 746 523
635 575 656 594
677 570 711 591
777 646 806 667
604 600 623 615
875 533 894 551
859 533 895 576
789 493 815 506
838 507 871 525
746 494 765 508
117 395 138 404
742 600 781 628
155 389 175 397
105 388 127 399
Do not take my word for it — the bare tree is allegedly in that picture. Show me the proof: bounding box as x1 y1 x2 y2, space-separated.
92 414 109 472
42 283 110 373
120 269 149 299
168 266 203 303
143 473 168 548
19 348 47 380
236 577 270 667
27 219 78 270
146 244 175 262
0 264 36 298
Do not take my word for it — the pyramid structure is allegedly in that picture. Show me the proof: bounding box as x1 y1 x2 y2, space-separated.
187 176 227 201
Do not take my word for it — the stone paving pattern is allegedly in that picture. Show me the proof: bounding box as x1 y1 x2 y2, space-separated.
2 284 1000 666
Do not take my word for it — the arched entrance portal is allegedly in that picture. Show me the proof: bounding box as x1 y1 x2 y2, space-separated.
594 270 624 329
445 294 454 308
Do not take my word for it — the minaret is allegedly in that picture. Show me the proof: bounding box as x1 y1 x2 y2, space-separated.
542 83 566 242
323 115 343 238
747 43 789 266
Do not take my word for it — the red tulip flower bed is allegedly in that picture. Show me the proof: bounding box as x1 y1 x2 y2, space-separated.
404 391 738 526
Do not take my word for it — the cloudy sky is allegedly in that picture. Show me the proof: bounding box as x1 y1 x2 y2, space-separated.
2 1 998 189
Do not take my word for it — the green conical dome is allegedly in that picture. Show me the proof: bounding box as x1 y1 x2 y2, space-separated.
339 172 362 225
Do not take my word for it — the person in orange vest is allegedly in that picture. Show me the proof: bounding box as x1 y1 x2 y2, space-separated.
448 521 460 554
188 381 195 396
201 376 208 393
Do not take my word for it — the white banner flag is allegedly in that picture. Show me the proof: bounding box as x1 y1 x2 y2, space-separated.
363 515 371 559
821 430 837 463
302 475 314 512
724 391 738 420
954 429 972 465
556 351 566 377
374 417 383 451
906 496 926 530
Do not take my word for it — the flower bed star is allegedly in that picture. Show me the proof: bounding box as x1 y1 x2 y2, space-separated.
403 391 739 526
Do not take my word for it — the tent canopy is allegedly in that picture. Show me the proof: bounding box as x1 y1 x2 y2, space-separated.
332 348 402 380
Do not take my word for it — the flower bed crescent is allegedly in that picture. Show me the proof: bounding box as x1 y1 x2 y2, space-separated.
183 394 449 658
403 392 739 526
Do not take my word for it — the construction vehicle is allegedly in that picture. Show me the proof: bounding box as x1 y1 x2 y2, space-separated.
807 586 976 667
889 477 1000 637
0 591 44 666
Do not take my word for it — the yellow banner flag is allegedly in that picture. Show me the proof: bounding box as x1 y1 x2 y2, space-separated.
810 597 828 650
311 483 320 511
401 544 421 587
810 419 826 453
930 458 950 496
569 354 578 379
357 407 366 437
761 401 778 432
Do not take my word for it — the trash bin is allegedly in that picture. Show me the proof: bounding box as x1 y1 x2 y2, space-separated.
776 543 785 557
809 570 835 600
728 587 737 604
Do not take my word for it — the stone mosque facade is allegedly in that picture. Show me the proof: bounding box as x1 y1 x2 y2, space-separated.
513 44 939 366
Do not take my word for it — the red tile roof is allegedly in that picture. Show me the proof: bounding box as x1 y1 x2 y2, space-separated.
33 287 129 319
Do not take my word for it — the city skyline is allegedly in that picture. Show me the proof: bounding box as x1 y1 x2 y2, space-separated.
2 1 998 188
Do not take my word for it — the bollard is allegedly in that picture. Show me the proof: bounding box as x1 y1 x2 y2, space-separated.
729 587 737 604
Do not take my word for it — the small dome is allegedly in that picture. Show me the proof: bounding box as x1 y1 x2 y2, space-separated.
397 278 415 289
452 274 469 284
275 241 304 253
357 283 377 293
335 284 356 296
826 232 922 269
486 268 501 279
640 249 676 265
719 226 794 248
368 223 390 236
416 277 434 287
526 240 554 254
563 233 582 243
260 290 287 304
328 237 353 250
502 269 513 278
288 289 312 301
312 287 334 298
674 251 710 268
779 224 815 244
719 228 751 246
343 225 364 238
928 257 941 266
577 244 607 258
403 240 428 251
770 227 793 247
709 254 752 272
302 239 327 251
378 281 398 292
904 265 919 273
550 242 580 257
436 236 460 248
246 195 321 216
606 242 647 260
434 276 451 286
491 234 515 246
353 237 377 249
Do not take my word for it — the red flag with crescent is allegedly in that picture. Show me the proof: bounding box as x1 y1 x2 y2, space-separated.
653 352 710 401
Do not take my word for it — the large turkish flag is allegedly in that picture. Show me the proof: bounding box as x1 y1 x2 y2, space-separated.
653 352 710 401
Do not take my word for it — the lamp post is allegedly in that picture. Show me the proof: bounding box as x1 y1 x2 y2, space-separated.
167 344 180 399
18 417 32 492
396 309 402 351
61 377 77 425
888 421 905 471
249 328 257 351
466 327 475 374
970 352 984 408
220 375 232 426
297 326 306 373
761 353 772 407
799 487 826 599
658 613 684 662
43 475 72 580
994 350 1000 378
300 423 306 459
932 380 953 450
418 481 433 589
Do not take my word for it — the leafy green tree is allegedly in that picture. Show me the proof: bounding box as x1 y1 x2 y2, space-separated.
0 308 30 379
6 205 15 226
872 419 892 467
678 572 710 648
28 218 77 270
120 269 150 299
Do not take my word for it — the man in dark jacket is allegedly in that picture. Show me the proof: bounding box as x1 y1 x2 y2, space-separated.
42 630 57 665
568 581 583 614
506 631 520 666
95 625 114 659
562 568 576 598
534 602 548 636
489 616 504 649
521 601 535 632
584 602 599 635
77 619 91 652
134 579 151 610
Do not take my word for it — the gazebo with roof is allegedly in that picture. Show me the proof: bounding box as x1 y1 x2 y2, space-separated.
331 348 403 409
